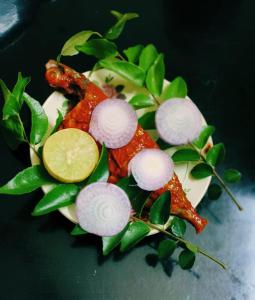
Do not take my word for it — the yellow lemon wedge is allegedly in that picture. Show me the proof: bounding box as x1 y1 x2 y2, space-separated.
43 128 99 183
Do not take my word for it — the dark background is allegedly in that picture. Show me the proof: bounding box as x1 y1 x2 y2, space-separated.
0 0 255 299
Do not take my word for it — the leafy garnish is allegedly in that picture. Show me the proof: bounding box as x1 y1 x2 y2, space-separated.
139 44 158 72
206 143 225 167
170 217 186 237
102 225 128 255
71 224 88 236
193 125 215 149
191 163 213 179
160 76 187 100
223 169 241 183
208 183 222 200
123 44 144 63
138 111 156 129
51 110 63 134
149 191 170 225
129 94 154 109
178 249 196 270
158 240 176 260
172 148 200 162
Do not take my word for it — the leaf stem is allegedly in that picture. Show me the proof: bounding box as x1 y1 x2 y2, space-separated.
189 143 242 211
132 216 226 269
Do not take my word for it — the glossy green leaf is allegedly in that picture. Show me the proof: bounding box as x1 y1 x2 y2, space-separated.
120 221 150 252
206 143 225 167
172 148 200 163
117 176 150 216
138 111 156 129
156 138 172 150
158 240 176 260
208 183 222 200
129 94 154 109
223 169 242 183
0 79 11 103
0 165 53 195
51 110 63 134
87 144 109 184
123 44 144 63
71 224 87 236
0 116 25 149
149 191 171 225
193 125 215 149
161 76 187 100
139 44 158 72
105 10 139 40
76 38 118 59
170 217 186 237
61 30 101 56
179 249 196 270
185 242 198 253
32 184 79 216
99 59 146 87
102 225 128 255
191 163 213 179
23 93 48 145
146 53 165 96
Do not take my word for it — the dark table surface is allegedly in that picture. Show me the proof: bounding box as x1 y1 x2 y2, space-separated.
0 1 255 299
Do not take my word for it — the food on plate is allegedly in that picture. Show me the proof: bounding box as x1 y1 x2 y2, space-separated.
128 148 174 191
76 182 131 236
43 128 99 182
45 60 208 233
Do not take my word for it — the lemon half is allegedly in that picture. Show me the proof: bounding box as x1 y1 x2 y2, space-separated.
43 128 99 183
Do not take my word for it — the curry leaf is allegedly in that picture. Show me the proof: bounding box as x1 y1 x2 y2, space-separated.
158 240 176 260
0 165 54 195
32 184 79 216
179 249 196 269
146 53 165 96
23 93 48 145
170 217 186 237
172 148 200 163
185 242 199 253
208 183 222 200
1 116 25 149
191 163 213 179
123 44 144 63
87 144 109 184
61 30 101 56
156 138 172 150
99 59 145 87
71 224 87 236
51 110 63 134
120 221 150 252
206 143 225 167
129 94 154 109
193 125 215 149
160 76 187 100
139 44 158 72
138 111 156 129
105 10 139 40
0 79 11 103
76 38 118 59
149 191 171 225
223 169 242 183
102 225 128 255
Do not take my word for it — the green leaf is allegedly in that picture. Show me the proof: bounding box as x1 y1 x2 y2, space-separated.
179 249 196 270
120 221 150 252
172 148 200 163
191 163 213 179
0 79 11 103
185 242 198 253
158 240 176 260
123 44 144 63
223 169 242 183
160 76 187 100
1 116 25 149
61 31 101 56
87 144 109 184
117 176 150 216
23 93 49 145
11 73 31 108
105 10 139 40
139 44 158 72
76 38 118 59
129 94 154 109
102 225 128 255
170 217 186 237
206 143 225 167
146 53 165 96
193 125 215 149
32 184 79 216
138 111 156 129
208 183 222 200
71 224 87 236
156 138 172 150
149 191 171 225
0 165 53 195
51 110 63 134
99 59 146 87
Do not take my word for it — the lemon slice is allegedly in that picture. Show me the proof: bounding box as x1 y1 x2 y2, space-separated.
43 128 99 183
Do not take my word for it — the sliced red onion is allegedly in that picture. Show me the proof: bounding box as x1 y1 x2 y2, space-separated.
155 98 202 145
128 149 174 191
75 182 131 236
89 98 138 149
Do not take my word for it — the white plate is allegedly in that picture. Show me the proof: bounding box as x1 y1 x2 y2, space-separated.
31 69 212 230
